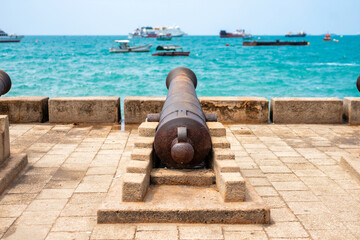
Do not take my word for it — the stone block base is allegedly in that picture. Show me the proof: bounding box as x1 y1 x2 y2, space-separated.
341 156 360 182
150 169 215 186
0 97 49 123
49 97 120 123
98 182 270 224
270 97 343 124
343 97 360 125
0 154 28 195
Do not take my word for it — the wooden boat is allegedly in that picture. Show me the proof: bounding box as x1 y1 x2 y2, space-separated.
323 34 331 41
243 40 309 46
109 40 152 53
152 45 190 56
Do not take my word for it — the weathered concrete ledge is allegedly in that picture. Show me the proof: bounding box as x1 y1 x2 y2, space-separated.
124 96 165 124
343 97 360 125
124 96 269 124
49 97 120 123
200 97 269 123
270 97 343 124
0 97 49 123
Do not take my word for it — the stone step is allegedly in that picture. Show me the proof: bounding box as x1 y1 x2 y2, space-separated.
150 168 215 186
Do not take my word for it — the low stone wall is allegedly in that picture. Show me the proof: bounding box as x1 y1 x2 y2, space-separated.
343 97 360 125
124 97 165 124
200 97 269 123
1 96 359 124
0 97 49 123
49 97 120 123
124 96 269 124
270 97 343 124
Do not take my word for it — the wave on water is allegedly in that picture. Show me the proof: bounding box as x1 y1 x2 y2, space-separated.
314 63 359 66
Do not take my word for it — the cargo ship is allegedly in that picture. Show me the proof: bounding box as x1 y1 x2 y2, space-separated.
285 31 307 37
129 26 186 38
0 29 24 43
219 29 252 38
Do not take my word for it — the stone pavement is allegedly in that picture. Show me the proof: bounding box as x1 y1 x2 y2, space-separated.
0 123 359 240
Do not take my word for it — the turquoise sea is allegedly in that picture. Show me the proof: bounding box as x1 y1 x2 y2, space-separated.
1 36 359 104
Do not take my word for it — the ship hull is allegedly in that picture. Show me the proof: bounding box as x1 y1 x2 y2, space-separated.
243 41 309 46
220 35 244 38
0 39 21 43
152 51 190 56
285 34 307 37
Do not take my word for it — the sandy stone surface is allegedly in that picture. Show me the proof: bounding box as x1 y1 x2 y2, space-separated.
0 123 359 239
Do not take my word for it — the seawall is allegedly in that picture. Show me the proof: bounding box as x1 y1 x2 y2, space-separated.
0 96 359 125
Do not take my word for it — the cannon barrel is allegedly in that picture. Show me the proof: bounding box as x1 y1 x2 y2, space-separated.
0 70 12 96
153 67 212 169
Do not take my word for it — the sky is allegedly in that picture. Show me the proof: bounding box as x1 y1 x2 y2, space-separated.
1 0 360 35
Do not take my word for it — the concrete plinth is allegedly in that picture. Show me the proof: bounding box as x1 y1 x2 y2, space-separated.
341 155 360 182
200 97 269 123
0 97 49 123
0 116 10 165
343 97 360 125
0 154 28 195
270 97 343 124
98 182 270 224
0 115 28 195
49 97 120 123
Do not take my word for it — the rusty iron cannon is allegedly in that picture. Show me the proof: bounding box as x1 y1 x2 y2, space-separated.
148 67 217 169
0 70 11 96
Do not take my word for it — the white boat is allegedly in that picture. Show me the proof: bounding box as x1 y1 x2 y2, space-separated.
109 40 152 53
0 29 24 43
129 26 186 38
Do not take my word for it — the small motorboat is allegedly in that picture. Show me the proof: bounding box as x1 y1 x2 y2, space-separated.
109 40 152 53
152 45 190 56
157 33 172 41
323 34 331 41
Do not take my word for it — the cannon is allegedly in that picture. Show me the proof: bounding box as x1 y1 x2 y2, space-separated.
0 70 12 96
148 67 216 169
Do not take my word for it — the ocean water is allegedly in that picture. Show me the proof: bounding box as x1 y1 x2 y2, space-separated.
1 36 359 105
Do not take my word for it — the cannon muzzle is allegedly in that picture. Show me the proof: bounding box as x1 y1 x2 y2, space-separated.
152 67 213 169
0 70 12 96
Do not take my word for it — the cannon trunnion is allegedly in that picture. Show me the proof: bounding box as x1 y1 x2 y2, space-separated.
151 67 214 169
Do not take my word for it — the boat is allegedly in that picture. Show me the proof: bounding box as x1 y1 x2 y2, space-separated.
285 31 306 37
129 26 186 38
219 29 252 38
109 40 152 53
157 33 172 41
323 34 331 41
243 40 309 46
0 29 24 43
152 45 190 56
